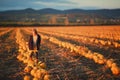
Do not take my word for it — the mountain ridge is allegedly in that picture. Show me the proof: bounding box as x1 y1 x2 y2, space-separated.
0 8 120 14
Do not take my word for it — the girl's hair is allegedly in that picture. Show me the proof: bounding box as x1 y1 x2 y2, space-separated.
33 29 38 35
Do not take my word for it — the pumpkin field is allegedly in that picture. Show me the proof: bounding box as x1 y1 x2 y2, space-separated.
0 26 120 80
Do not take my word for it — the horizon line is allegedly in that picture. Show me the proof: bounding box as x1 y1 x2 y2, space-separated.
0 7 120 12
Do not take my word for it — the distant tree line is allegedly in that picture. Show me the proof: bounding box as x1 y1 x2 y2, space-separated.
0 10 120 26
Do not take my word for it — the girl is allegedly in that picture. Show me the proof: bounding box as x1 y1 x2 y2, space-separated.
28 29 41 61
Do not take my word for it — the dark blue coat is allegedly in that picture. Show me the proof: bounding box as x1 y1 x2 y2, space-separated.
28 34 41 50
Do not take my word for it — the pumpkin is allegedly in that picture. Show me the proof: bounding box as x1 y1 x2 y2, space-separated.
98 59 104 64
107 41 111 45
73 47 79 53
30 68 38 77
85 53 93 59
36 69 47 79
27 59 35 67
93 55 98 63
114 43 119 48
111 63 120 75
80 50 86 56
35 69 43 79
33 77 39 80
97 54 104 59
17 54 24 61
24 75 31 80
23 58 29 64
100 40 106 45
44 75 50 80
22 56 27 62
38 62 46 69
23 46 27 50
106 59 114 68
24 66 33 73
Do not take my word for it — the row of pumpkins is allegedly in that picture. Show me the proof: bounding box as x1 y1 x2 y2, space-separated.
15 29 50 80
39 30 120 48
41 33 120 75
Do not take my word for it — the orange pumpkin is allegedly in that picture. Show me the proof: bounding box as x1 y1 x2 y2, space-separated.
24 75 31 80
33 77 39 80
30 68 38 77
24 66 33 73
39 62 46 69
106 59 114 68
44 74 50 80
111 63 120 75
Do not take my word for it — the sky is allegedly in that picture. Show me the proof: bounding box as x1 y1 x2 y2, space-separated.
0 0 120 11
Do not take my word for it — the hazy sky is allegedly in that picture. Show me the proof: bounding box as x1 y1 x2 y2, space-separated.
0 0 120 11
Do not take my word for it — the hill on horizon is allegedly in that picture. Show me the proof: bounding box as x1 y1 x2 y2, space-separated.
0 8 120 14
0 8 120 26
